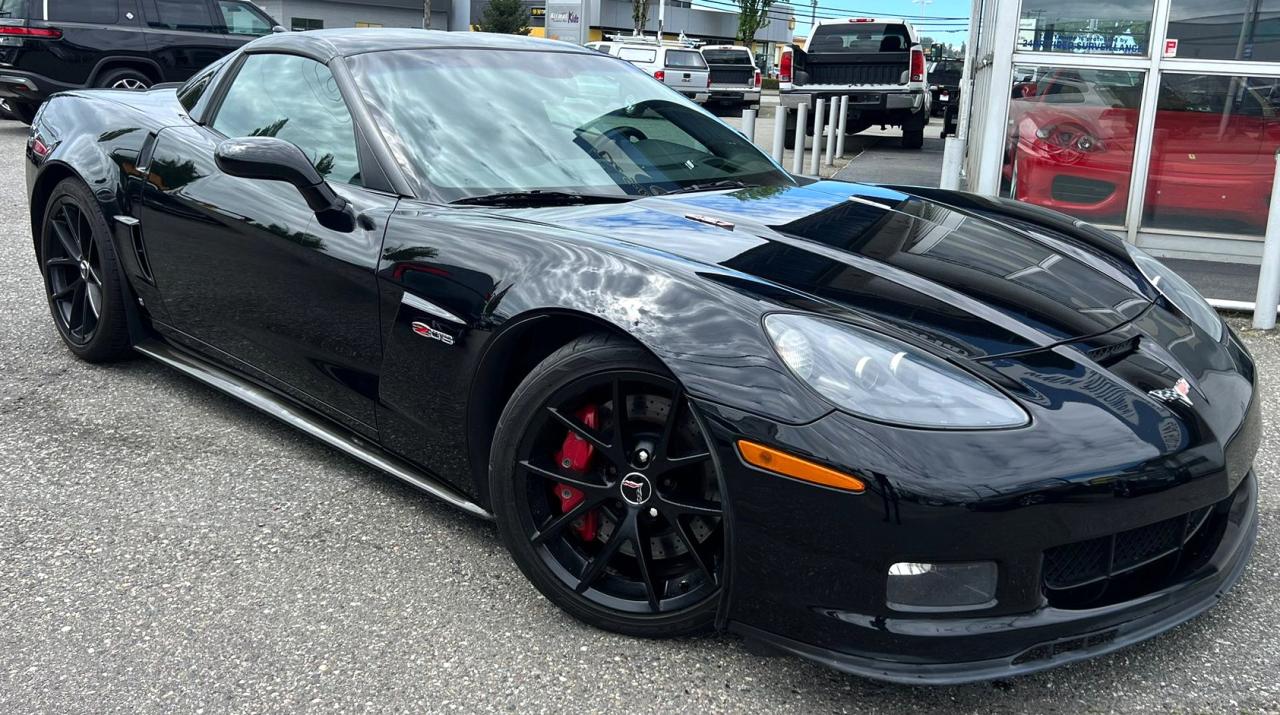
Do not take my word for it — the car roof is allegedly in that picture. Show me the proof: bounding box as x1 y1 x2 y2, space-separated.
242 28 595 63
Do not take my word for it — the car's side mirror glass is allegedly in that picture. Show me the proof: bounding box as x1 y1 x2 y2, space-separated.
272 25 288 33
214 137 355 232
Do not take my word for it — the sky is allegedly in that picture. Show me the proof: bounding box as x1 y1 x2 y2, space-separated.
780 0 972 48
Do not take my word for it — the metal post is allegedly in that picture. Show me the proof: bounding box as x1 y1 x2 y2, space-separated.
742 108 757 145
940 137 963 189
791 102 807 174
810 97 824 176
1252 150 1280 329
835 95 849 158
824 97 839 167
771 105 787 163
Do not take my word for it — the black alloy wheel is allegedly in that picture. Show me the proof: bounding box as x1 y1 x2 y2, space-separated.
492 335 724 637
40 180 132 361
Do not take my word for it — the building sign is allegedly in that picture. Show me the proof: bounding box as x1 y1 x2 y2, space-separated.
530 7 545 16
545 2 586 44
1164 38 1178 57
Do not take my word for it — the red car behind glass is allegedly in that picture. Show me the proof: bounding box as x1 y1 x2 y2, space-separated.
1005 70 1280 232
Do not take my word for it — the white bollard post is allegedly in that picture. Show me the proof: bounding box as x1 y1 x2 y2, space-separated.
810 97 825 176
742 108 757 144
824 97 838 168
835 95 849 158
1253 150 1280 329
940 137 963 190
791 102 808 174
771 105 787 163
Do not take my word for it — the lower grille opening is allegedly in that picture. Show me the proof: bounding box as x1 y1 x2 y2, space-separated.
1042 494 1232 610
1051 175 1115 204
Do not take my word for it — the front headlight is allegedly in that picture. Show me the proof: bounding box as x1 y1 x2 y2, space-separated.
765 314 1028 429
1125 245 1223 341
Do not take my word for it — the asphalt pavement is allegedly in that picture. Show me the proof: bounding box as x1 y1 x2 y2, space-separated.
1 119 1278 713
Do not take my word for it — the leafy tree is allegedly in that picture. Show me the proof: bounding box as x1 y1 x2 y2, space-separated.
477 0 530 35
735 0 773 45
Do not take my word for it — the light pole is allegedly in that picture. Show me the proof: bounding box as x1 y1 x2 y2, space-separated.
809 0 816 31
911 0 932 18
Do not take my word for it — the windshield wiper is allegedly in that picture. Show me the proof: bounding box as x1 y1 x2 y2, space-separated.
659 179 761 196
451 190 633 207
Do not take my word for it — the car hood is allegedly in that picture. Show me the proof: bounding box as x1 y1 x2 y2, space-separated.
509 181 1152 358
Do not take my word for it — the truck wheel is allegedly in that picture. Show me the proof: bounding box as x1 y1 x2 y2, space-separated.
902 128 924 150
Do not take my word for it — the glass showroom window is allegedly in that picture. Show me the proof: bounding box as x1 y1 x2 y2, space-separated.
1003 66 1146 227
1017 0 1156 55
1143 73 1280 237
1167 0 1280 62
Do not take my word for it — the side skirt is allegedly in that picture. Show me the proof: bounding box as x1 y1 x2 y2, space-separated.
135 339 493 521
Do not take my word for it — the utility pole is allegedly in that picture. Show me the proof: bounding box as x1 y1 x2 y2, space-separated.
423 0 431 29
911 0 932 18
809 0 815 30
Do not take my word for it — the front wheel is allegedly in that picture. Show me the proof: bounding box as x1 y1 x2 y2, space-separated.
491 334 724 637
95 68 151 91
39 179 133 362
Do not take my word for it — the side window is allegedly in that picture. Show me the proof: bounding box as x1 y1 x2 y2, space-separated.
176 54 231 112
49 0 119 23
142 0 216 32
212 53 363 186
617 47 656 63
217 0 273 36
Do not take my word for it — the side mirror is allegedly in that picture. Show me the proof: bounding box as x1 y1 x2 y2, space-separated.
271 25 288 33
215 136 355 232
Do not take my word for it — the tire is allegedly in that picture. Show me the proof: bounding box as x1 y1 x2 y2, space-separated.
94 68 151 91
39 179 133 362
902 128 924 150
9 100 38 125
491 334 723 638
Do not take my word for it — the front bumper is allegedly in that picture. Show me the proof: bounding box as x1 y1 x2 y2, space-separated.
695 310 1260 683
733 471 1257 684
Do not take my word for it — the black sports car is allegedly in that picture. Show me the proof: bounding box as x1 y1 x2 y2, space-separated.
24 30 1259 684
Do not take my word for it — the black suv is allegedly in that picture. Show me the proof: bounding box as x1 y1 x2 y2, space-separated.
0 0 278 123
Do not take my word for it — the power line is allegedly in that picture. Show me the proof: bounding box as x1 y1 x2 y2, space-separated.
692 0 970 26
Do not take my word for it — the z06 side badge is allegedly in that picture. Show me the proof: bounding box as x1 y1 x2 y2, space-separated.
412 321 455 346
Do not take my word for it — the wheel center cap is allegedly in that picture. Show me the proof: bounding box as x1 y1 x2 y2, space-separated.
619 472 652 506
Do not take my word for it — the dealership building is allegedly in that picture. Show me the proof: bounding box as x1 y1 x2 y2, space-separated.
254 0 794 47
955 0 1280 288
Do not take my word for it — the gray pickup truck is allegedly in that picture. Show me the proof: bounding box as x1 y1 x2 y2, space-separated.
700 45 761 115
779 18 930 149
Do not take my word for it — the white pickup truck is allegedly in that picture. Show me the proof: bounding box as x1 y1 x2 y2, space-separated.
779 18 930 149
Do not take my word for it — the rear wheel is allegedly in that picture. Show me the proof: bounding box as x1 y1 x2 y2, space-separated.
39 179 133 362
902 127 925 150
95 68 151 91
491 335 723 637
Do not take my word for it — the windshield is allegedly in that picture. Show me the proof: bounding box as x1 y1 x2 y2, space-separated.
702 49 752 65
348 49 791 202
809 23 911 53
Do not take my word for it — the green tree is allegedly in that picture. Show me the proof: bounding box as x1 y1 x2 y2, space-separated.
477 0 530 35
735 0 773 45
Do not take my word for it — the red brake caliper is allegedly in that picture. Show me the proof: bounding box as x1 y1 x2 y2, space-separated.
554 405 600 542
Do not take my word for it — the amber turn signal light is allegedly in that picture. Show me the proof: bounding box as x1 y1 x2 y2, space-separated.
736 440 866 493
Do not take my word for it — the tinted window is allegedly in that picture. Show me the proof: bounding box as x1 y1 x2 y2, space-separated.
1017 0 1153 55
0 0 26 19
50 0 118 23
145 0 216 31
291 16 322 31
809 23 910 53
217 0 272 35
665 50 706 69
617 47 655 63
177 54 231 111
702 49 752 64
212 53 362 186
348 49 791 201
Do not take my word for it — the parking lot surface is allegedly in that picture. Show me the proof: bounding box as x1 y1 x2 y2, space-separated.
0 119 1277 713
